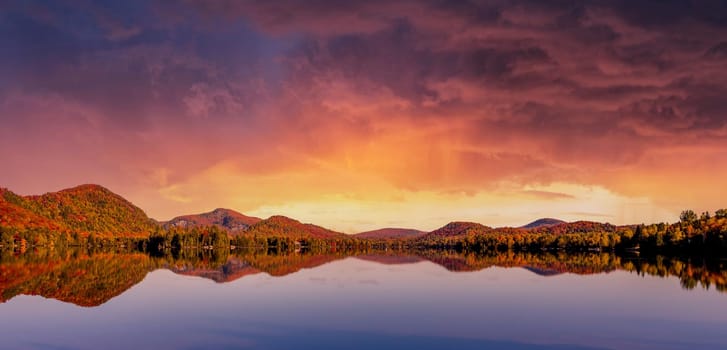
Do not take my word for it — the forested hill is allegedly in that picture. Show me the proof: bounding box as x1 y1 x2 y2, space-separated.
162 208 261 234
244 215 346 239
2 184 727 255
0 184 155 239
521 218 566 229
1 184 348 247
424 222 492 237
354 228 426 239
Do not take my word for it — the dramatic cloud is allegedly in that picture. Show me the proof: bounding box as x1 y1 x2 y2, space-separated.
1 0 726 231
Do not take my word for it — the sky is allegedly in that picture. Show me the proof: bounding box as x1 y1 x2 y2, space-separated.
1 0 726 233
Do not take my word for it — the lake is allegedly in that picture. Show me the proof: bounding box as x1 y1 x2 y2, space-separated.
0 249 726 350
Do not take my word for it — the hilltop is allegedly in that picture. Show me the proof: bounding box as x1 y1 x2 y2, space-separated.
354 228 426 239
521 218 566 229
162 208 261 234
1 184 155 239
243 215 346 239
424 222 492 238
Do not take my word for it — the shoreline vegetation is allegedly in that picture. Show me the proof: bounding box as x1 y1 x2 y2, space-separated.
1 184 726 256
1 247 726 308
2 183 726 306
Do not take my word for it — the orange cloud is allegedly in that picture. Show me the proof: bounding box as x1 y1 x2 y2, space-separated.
1 0 726 231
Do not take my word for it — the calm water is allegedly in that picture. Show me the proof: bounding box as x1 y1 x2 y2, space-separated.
1 250 726 350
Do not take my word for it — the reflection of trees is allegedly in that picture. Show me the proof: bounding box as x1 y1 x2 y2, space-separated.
417 250 727 292
1 248 725 307
0 248 152 307
152 248 348 281
413 250 621 274
229 248 346 276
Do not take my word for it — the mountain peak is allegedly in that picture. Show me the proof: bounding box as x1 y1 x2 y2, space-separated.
246 215 344 239
162 208 261 233
1 184 154 236
426 221 492 237
267 215 297 221
521 218 566 229
63 184 112 193
354 228 426 239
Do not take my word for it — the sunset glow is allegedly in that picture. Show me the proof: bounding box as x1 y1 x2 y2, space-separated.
2 1 726 232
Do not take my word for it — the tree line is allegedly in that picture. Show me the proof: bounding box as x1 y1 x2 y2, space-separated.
414 209 727 254
2 208 727 256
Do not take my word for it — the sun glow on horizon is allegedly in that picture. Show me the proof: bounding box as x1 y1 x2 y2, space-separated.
1 0 725 232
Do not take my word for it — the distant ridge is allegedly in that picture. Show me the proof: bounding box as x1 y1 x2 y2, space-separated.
245 215 346 239
0 183 678 245
354 228 426 239
424 221 492 237
521 218 566 229
162 208 261 234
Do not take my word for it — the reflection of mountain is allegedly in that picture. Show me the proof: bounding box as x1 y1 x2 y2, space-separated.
0 250 348 306
241 252 345 276
355 254 424 265
161 251 727 293
1 250 725 307
0 252 153 307
169 258 262 283
521 266 564 276
166 252 346 281
416 251 619 275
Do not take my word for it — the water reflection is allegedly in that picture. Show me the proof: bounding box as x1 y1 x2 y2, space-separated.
1 248 725 307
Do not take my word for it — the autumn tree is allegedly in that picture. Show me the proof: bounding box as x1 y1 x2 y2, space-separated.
680 210 697 223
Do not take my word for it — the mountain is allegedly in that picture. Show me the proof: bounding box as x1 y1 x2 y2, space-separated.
244 215 346 239
424 221 492 237
0 188 65 232
162 208 261 234
0 183 626 247
529 220 617 235
354 228 426 239
1 184 155 238
521 218 566 229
